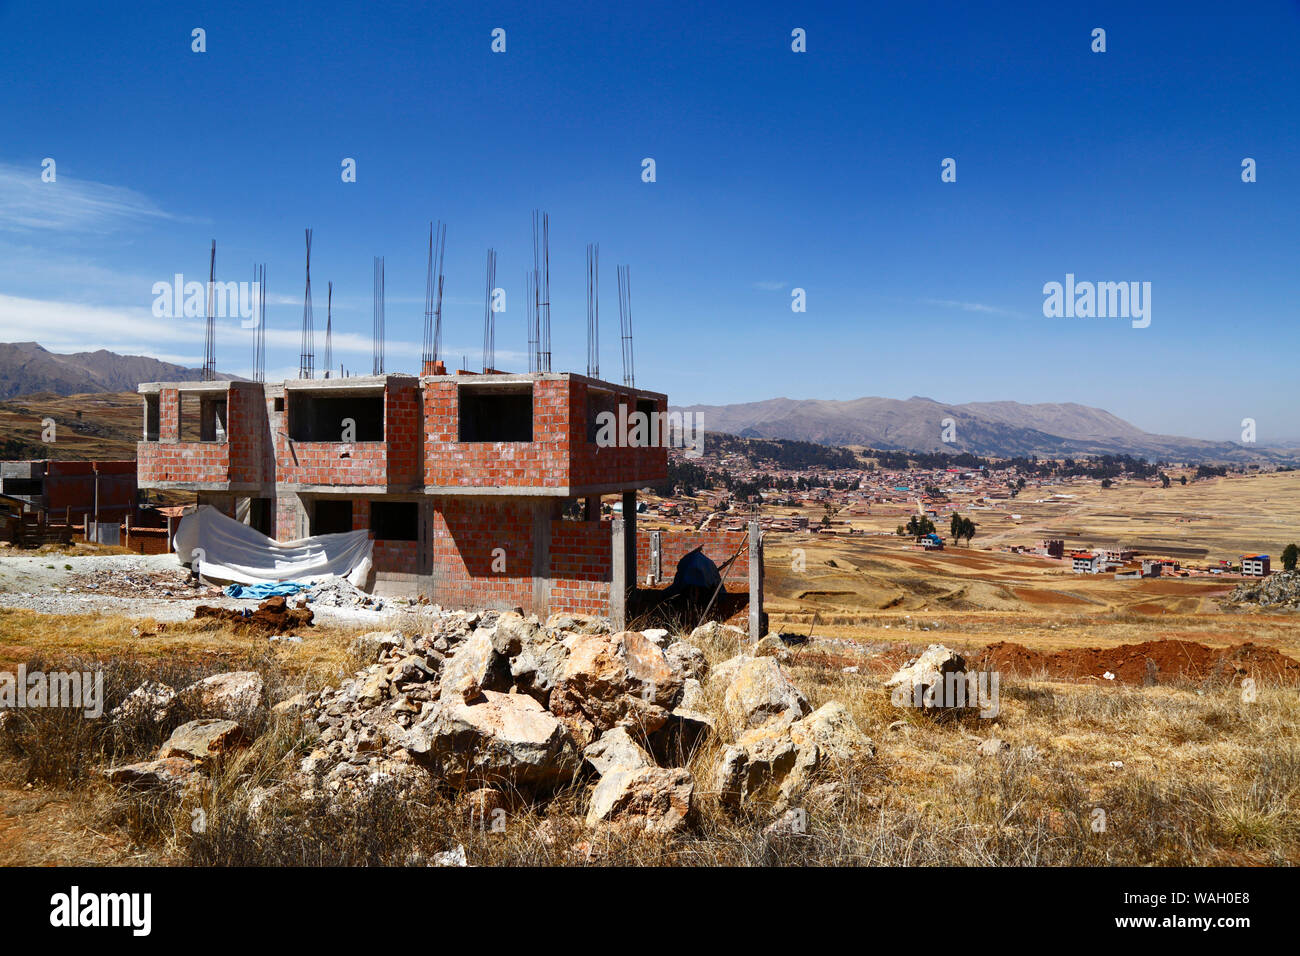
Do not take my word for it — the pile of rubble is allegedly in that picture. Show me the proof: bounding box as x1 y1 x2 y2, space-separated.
287 611 879 834
1227 570 1300 610
71 567 218 599
103 610 892 841
193 595 314 635
303 577 389 612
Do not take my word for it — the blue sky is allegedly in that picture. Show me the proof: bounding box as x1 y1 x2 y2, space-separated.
0 0 1296 441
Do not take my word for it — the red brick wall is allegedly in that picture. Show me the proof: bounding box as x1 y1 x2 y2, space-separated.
548 519 612 615
137 384 267 486
566 381 668 489
385 381 422 486
423 377 666 491
226 383 268 484
639 529 749 581
424 380 571 489
429 498 537 610
274 381 420 488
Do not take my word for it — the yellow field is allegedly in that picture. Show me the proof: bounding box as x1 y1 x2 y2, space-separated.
758 471 1300 658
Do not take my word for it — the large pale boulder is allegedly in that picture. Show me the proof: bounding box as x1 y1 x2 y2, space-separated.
586 766 694 834
183 671 265 722
158 719 248 763
549 631 683 748
404 690 580 792
103 756 197 790
714 718 825 811
583 726 652 776
545 612 607 634
790 702 875 762
501 614 570 703
110 680 177 724
710 654 754 688
689 621 746 646
439 629 503 703
665 641 708 681
722 657 810 731
714 721 798 808
884 644 975 713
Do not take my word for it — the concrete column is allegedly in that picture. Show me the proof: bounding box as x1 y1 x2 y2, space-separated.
649 530 662 584
610 517 628 631
748 520 765 642
531 499 552 617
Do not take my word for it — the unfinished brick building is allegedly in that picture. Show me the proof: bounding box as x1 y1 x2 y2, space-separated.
137 370 762 632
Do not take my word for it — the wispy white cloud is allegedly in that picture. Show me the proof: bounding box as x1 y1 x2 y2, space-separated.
0 162 185 233
921 298 1022 318
0 292 528 377
753 280 788 291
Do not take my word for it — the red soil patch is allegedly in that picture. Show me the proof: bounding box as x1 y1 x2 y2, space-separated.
973 639 1300 686
1010 588 1091 606
193 595 313 635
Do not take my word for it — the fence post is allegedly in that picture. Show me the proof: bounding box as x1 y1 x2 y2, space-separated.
748 520 765 642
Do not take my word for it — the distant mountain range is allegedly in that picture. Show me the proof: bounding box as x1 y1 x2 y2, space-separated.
673 395 1287 463
0 343 1285 463
0 342 238 399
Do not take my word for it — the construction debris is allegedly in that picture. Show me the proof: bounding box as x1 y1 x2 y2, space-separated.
193 595 314 634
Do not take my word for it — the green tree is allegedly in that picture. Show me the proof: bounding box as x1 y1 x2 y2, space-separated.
1283 543 1299 572
905 514 935 541
950 512 964 544
960 516 977 546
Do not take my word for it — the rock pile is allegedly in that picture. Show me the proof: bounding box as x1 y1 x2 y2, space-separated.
104 610 879 842
305 577 388 611
1227 570 1300 610
102 670 268 790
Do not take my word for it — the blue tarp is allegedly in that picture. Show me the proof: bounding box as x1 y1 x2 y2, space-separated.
223 581 310 599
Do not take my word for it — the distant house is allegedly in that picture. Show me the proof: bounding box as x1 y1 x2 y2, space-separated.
1241 554 1271 577
1071 551 1100 573
1140 558 1164 578
922 532 944 550
1038 539 1065 559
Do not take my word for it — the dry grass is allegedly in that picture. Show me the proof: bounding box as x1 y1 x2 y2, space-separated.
1 606 1297 866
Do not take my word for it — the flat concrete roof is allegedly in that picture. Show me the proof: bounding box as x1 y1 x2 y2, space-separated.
137 370 666 401
420 370 667 401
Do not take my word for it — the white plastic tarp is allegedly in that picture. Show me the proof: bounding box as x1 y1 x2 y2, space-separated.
173 505 373 587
